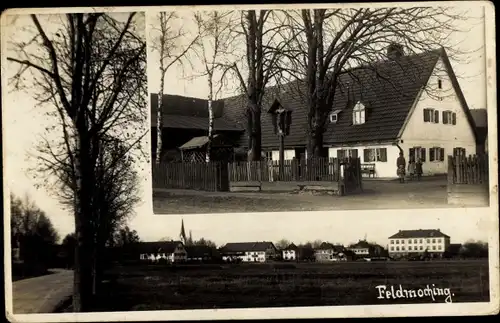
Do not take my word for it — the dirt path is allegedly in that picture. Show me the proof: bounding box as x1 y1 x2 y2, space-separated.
11 269 73 314
152 179 457 214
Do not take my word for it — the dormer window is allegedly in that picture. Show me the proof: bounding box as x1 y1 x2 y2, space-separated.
352 102 365 125
329 109 342 123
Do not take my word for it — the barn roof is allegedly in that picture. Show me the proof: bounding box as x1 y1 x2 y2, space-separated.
221 48 478 148
388 229 450 239
150 93 243 132
133 241 184 254
220 241 276 253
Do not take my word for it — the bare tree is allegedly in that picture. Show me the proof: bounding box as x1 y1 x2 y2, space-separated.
7 12 146 311
150 12 200 164
280 7 474 157
221 10 299 161
275 238 291 249
193 11 235 162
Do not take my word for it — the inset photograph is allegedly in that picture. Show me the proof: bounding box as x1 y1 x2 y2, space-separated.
149 6 492 215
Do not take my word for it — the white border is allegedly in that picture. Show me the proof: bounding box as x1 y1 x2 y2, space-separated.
2 1 499 321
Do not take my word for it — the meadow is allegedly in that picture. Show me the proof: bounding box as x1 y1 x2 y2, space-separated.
89 260 490 311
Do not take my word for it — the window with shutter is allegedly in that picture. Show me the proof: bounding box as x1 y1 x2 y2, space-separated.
429 148 435 161
434 110 439 123
452 113 456 125
423 109 429 122
440 148 445 161
421 148 426 162
409 148 415 160
442 111 448 124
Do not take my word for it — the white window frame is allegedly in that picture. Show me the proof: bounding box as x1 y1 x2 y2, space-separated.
424 108 436 123
364 148 387 162
430 147 444 162
352 102 366 125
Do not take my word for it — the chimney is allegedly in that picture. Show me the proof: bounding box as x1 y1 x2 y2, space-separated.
387 43 404 60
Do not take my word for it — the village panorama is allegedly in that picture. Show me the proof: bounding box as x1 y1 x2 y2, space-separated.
3 3 496 319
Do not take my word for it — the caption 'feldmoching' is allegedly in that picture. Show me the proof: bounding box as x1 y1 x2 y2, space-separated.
376 284 454 303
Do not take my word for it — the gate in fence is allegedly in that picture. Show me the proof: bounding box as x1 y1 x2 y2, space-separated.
447 154 489 185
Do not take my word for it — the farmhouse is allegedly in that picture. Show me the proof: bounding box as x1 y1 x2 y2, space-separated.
314 242 346 262
281 243 315 262
388 229 451 259
151 46 479 178
184 245 221 263
348 240 388 259
219 241 277 263
150 93 244 162
136 241 187 263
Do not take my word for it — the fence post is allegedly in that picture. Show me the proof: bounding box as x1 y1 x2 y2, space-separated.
447 155 454 185
216 161 230 192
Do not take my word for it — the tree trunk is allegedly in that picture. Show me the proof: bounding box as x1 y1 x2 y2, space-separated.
72 134 94 312
206 73 214 163
247 103 262 162
155 80 164 164
307 126 325 158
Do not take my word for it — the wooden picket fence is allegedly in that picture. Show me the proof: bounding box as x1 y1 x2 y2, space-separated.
229 157 343 182
152 157 362 193
152 162 222 191
447 154 489 185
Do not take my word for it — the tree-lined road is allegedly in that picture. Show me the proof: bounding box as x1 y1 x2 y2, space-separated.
11 269 73 314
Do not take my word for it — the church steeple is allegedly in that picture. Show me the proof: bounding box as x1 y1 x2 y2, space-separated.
179 219 187 244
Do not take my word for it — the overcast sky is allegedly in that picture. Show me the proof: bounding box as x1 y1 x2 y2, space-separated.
2 3 494 247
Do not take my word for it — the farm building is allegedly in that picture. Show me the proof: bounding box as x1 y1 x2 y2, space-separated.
150 93 244 162
388 229 451 259
184 245 221 263
281 243 315 262
469 109 488 154
136 241 187 263
314 242 347 262
219 241 278 263
151 45 479 178
347 240 388 259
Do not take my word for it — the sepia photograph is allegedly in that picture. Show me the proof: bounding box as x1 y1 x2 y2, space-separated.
149 4 492 214
1 2 498 322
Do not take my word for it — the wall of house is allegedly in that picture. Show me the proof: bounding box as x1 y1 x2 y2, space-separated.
283 250 296 260
271 150 296 161
328 144 400 178
400 57 477 175
243 251 266 262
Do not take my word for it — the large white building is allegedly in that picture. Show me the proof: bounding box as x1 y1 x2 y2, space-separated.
219 241 277 263
388 229 451 259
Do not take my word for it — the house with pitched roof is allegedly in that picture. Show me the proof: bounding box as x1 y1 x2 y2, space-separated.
219 241 277 263
388 229 451 259
314 242 347 262
220 46 479 178
135 240 187 263
184 245 221 263
347 240 388 260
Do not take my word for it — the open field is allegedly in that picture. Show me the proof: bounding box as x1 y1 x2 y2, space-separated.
89 260 489 311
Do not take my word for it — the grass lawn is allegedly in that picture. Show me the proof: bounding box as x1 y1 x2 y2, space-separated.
90 260 489 311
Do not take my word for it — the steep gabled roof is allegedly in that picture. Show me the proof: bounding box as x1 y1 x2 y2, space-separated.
185 245 218 258
283 243 299 251
150 93 243 132
220 241 276 253
388 229 450 239
134 241 184 254
221 48 477 148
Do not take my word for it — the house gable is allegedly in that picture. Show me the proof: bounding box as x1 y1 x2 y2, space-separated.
399 50 478 150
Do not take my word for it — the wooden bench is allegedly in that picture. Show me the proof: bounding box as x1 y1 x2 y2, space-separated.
230 181 262 192
361 163 376 177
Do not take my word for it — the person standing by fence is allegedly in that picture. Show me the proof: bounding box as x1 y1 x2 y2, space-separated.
397 152 406 183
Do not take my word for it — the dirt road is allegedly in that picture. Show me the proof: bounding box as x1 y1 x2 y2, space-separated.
11 269 73 314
